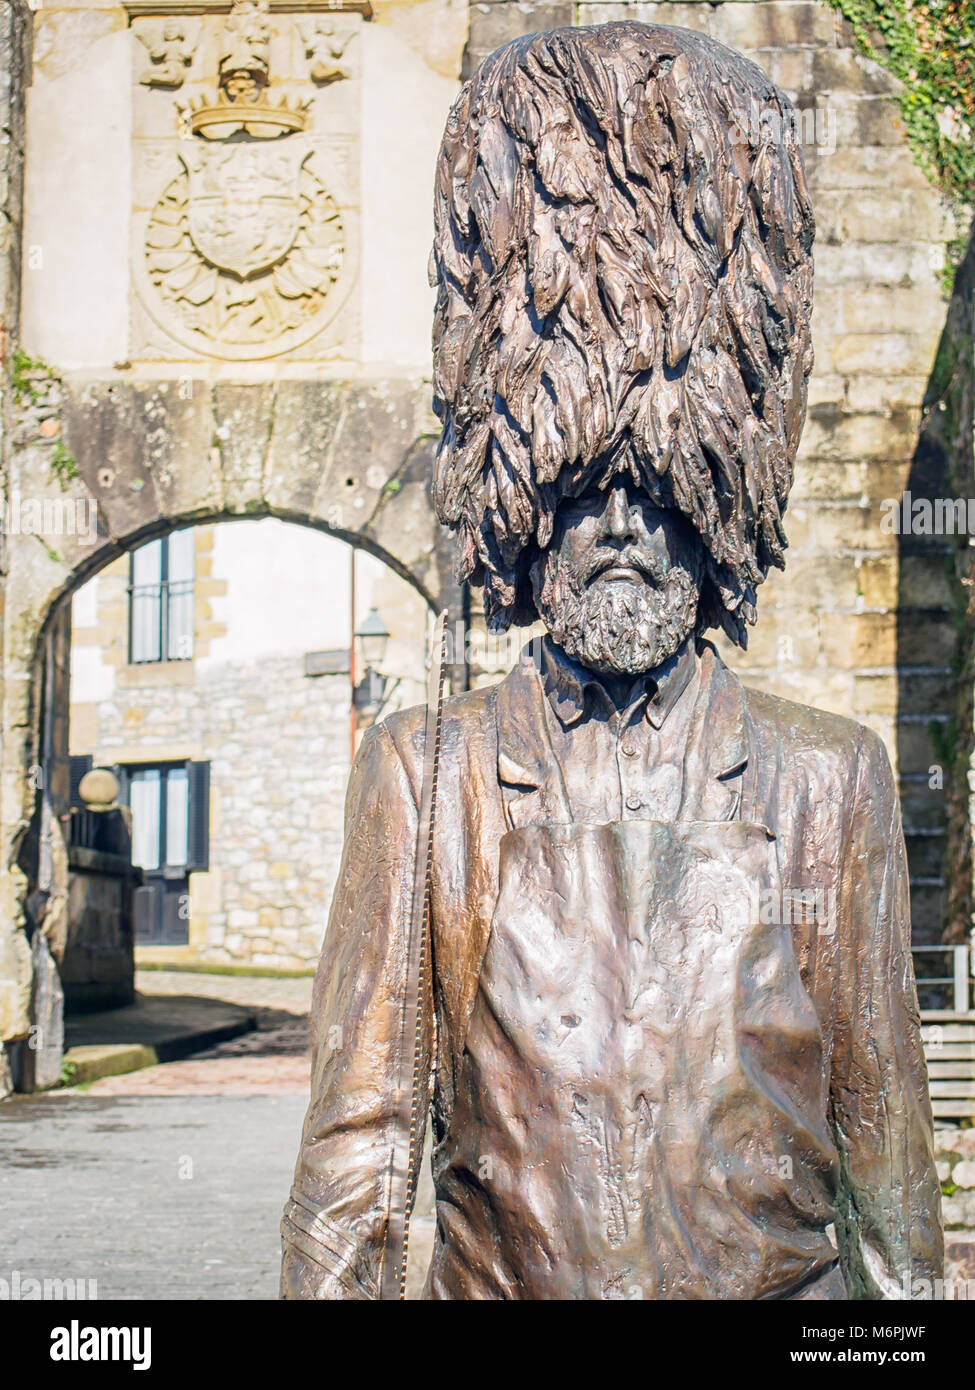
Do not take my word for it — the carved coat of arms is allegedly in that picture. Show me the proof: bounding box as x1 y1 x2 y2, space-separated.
138 0 352 357
183 143 305 280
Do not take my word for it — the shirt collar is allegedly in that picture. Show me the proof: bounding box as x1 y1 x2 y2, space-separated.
539 634 699 729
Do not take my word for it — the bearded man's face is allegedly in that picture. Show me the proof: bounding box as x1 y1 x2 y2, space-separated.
530 484 705 676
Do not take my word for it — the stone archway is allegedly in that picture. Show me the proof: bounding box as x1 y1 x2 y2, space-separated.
0 370 457 1087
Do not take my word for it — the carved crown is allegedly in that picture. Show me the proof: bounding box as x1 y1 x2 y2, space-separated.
180 89 311 139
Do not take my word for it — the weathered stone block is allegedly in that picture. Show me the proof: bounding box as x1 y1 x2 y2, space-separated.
822 612 897 667
718 2 840 51
896 718 943 777
938 1129 975 1162
815 188 950 245
791 462 870 507
765 47 813 95
845 373 931 415
264 381 347 519
213 384 277 515
826 331 939 377
784 501 882 553
855 557 897 610
775 555 859 609
466 1 575 74
837 287 946 338
811 46 900 96
942 1189 975 1230
899 779 949 835
905 831 944 880
953 1160 975 1190
801 407 919 461
805 146 932 193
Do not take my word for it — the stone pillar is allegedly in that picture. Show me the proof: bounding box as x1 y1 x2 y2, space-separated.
8 928 63 1093
5 602 73 1090
61 766 137 1012
0 0 33 1097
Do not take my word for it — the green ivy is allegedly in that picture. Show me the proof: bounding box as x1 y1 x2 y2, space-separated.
9 347 80 488
10 346 56 406
826 1 975 264
49 439 79 490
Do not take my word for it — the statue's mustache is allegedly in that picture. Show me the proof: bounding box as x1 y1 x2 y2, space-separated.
586 548 667 586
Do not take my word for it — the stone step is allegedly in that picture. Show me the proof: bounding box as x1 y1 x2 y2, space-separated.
923 1044 975 1060
928 1080 975 1098
927 1061 975 1079
62 1044 158 1086
922 1023 975 1041
933 1100 975 1118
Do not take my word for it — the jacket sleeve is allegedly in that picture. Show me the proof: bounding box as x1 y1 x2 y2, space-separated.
828 726 944 1298
281 720 422 1299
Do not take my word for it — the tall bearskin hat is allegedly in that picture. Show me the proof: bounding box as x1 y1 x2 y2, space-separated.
430 21 815 643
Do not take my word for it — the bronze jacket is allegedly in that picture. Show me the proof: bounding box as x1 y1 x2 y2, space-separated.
281 642 943 1299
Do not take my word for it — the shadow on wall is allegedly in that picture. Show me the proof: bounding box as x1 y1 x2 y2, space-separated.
896 223 975 964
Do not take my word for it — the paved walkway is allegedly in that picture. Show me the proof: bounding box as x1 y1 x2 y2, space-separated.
0 1091 307 1299
77 970 315 1096
1 971 434 1298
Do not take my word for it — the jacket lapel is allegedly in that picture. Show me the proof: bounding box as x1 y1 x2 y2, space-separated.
494 646 572 829
440 653 569 1066
678 643 750 821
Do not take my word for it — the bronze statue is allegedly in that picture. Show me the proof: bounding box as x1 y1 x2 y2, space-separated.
282 21 943 1300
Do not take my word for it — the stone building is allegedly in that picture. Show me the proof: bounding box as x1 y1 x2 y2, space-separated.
0 0 972 1097
69 518 428 968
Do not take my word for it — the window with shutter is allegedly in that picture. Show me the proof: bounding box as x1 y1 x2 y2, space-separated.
119 758 200 947
186 761 210 872
69 754 93 808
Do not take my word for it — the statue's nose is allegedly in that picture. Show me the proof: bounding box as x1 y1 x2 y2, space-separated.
605 486 636 541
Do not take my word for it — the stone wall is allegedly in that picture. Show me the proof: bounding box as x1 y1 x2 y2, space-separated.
84 648 355 969
0 0 33 1094
63 839 138 1012
938 1128 975 1288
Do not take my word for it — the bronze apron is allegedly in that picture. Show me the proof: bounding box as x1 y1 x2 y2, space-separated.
427 819 843 1300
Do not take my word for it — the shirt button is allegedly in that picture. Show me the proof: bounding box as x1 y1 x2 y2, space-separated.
620 744 637 758
625 794 643 812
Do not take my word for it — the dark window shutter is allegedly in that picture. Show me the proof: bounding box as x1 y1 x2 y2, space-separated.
186 760 210 872
114 764 130 806
69 755 93 808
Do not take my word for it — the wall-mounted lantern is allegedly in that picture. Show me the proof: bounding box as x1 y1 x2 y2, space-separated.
352 607 396 723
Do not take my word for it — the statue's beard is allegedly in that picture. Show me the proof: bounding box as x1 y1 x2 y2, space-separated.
533 556 701 676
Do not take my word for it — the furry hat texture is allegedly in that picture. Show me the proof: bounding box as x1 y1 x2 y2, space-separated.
430 21 815 641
